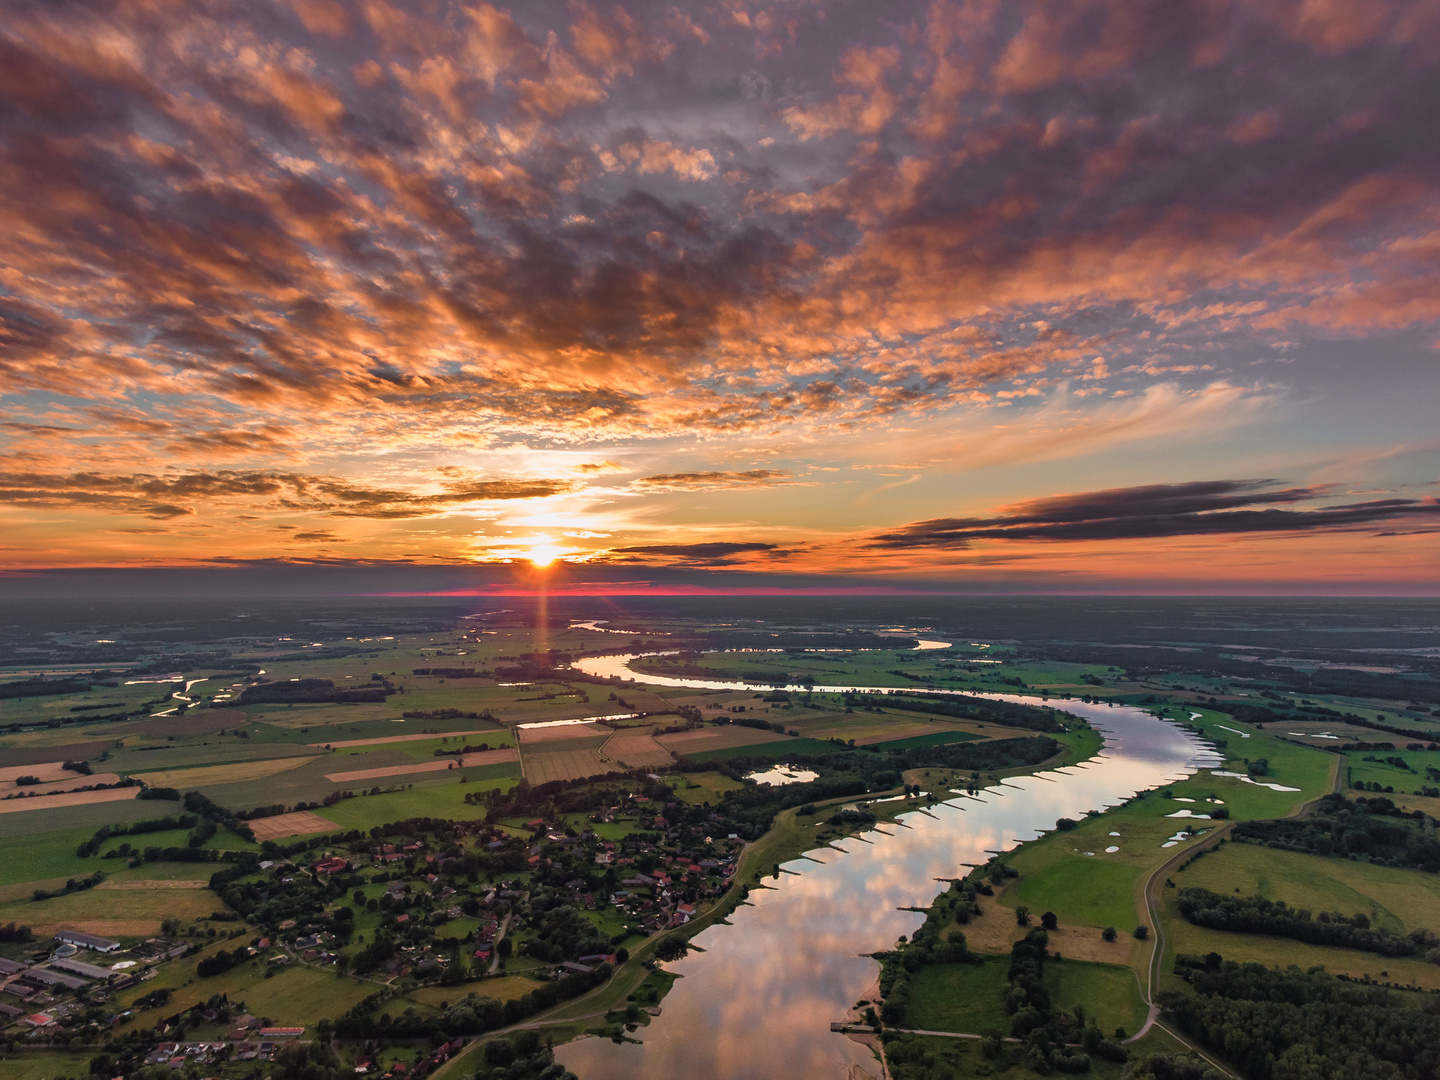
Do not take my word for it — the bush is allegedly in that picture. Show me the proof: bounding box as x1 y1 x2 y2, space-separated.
1102 927 1117 942
1133 925 1149 940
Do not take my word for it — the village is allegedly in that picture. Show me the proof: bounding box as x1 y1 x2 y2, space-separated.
0 773 753 1076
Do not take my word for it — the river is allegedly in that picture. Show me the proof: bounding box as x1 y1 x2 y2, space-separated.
556 653 1220 1080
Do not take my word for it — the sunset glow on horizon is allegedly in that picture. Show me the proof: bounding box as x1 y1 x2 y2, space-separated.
1 0 1438 593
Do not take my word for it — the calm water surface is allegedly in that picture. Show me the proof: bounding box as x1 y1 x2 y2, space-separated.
558 655 1219 1080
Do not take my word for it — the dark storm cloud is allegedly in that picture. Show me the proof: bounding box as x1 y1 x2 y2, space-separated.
869 481 1440 548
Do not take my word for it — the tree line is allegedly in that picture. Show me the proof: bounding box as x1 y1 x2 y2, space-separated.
1176 887 1440 963
1232 794 1440 872
1161 952 1440 1080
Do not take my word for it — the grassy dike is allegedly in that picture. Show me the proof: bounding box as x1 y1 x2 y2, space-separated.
433 716 1102 1076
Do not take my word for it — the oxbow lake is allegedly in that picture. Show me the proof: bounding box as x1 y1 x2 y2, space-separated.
557 653 1220 1080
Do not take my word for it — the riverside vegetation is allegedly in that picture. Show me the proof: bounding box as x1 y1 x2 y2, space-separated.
0 596 1438 1079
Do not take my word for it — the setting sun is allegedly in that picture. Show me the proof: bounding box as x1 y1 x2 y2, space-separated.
527 542 563 568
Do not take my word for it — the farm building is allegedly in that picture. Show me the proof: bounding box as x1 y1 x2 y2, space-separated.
54 931 120 953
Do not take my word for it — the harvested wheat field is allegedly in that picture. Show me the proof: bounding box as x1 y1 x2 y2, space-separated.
0 786 140 815
603 730 675 769
0 761 74 784
655 726 788 754
132 755 317 788
0 771 123 797
324 747 518 783
516 721 611 744
247 810 340 841
523 748 612 783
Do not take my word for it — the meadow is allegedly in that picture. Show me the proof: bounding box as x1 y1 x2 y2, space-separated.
903 956 1145 1040
903 957 1011 1032
1170 839 1440 936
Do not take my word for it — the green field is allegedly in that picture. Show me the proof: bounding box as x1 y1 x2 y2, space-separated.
904 957 1012 1032
669 770 746 803
1159 890 1440 992
0 826 113 887
1343 745 1440 792
309 773 518 831
1171 839 1440 936
110 942 379 1027
1166 706 1337 818
1043 959 1148 1037
1005 854 1142 931
1 884 221 936
902 956 1145 1040
1000 715 1331 935
872 729 984 750
0 1051 96 1079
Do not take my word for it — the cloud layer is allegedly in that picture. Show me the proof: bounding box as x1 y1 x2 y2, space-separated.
1 0 1438 580
869 481 1440 547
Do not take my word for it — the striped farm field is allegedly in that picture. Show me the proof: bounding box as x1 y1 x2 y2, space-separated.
0 762 78 784
0 772 124 797
0 786 141 815
523 748 613 783
603 729 675 769
132 754 318 788
654 725 789 754
324 747 518 783
247 810 341 841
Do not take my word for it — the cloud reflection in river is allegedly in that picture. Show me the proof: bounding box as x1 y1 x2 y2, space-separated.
558 660 1215 1080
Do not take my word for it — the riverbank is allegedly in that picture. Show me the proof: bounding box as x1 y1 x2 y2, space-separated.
432 698 1112 1078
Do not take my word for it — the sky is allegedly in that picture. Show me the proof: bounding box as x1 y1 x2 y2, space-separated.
1 0 1439 594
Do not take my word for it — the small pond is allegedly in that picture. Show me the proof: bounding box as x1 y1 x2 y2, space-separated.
744 764 820 786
